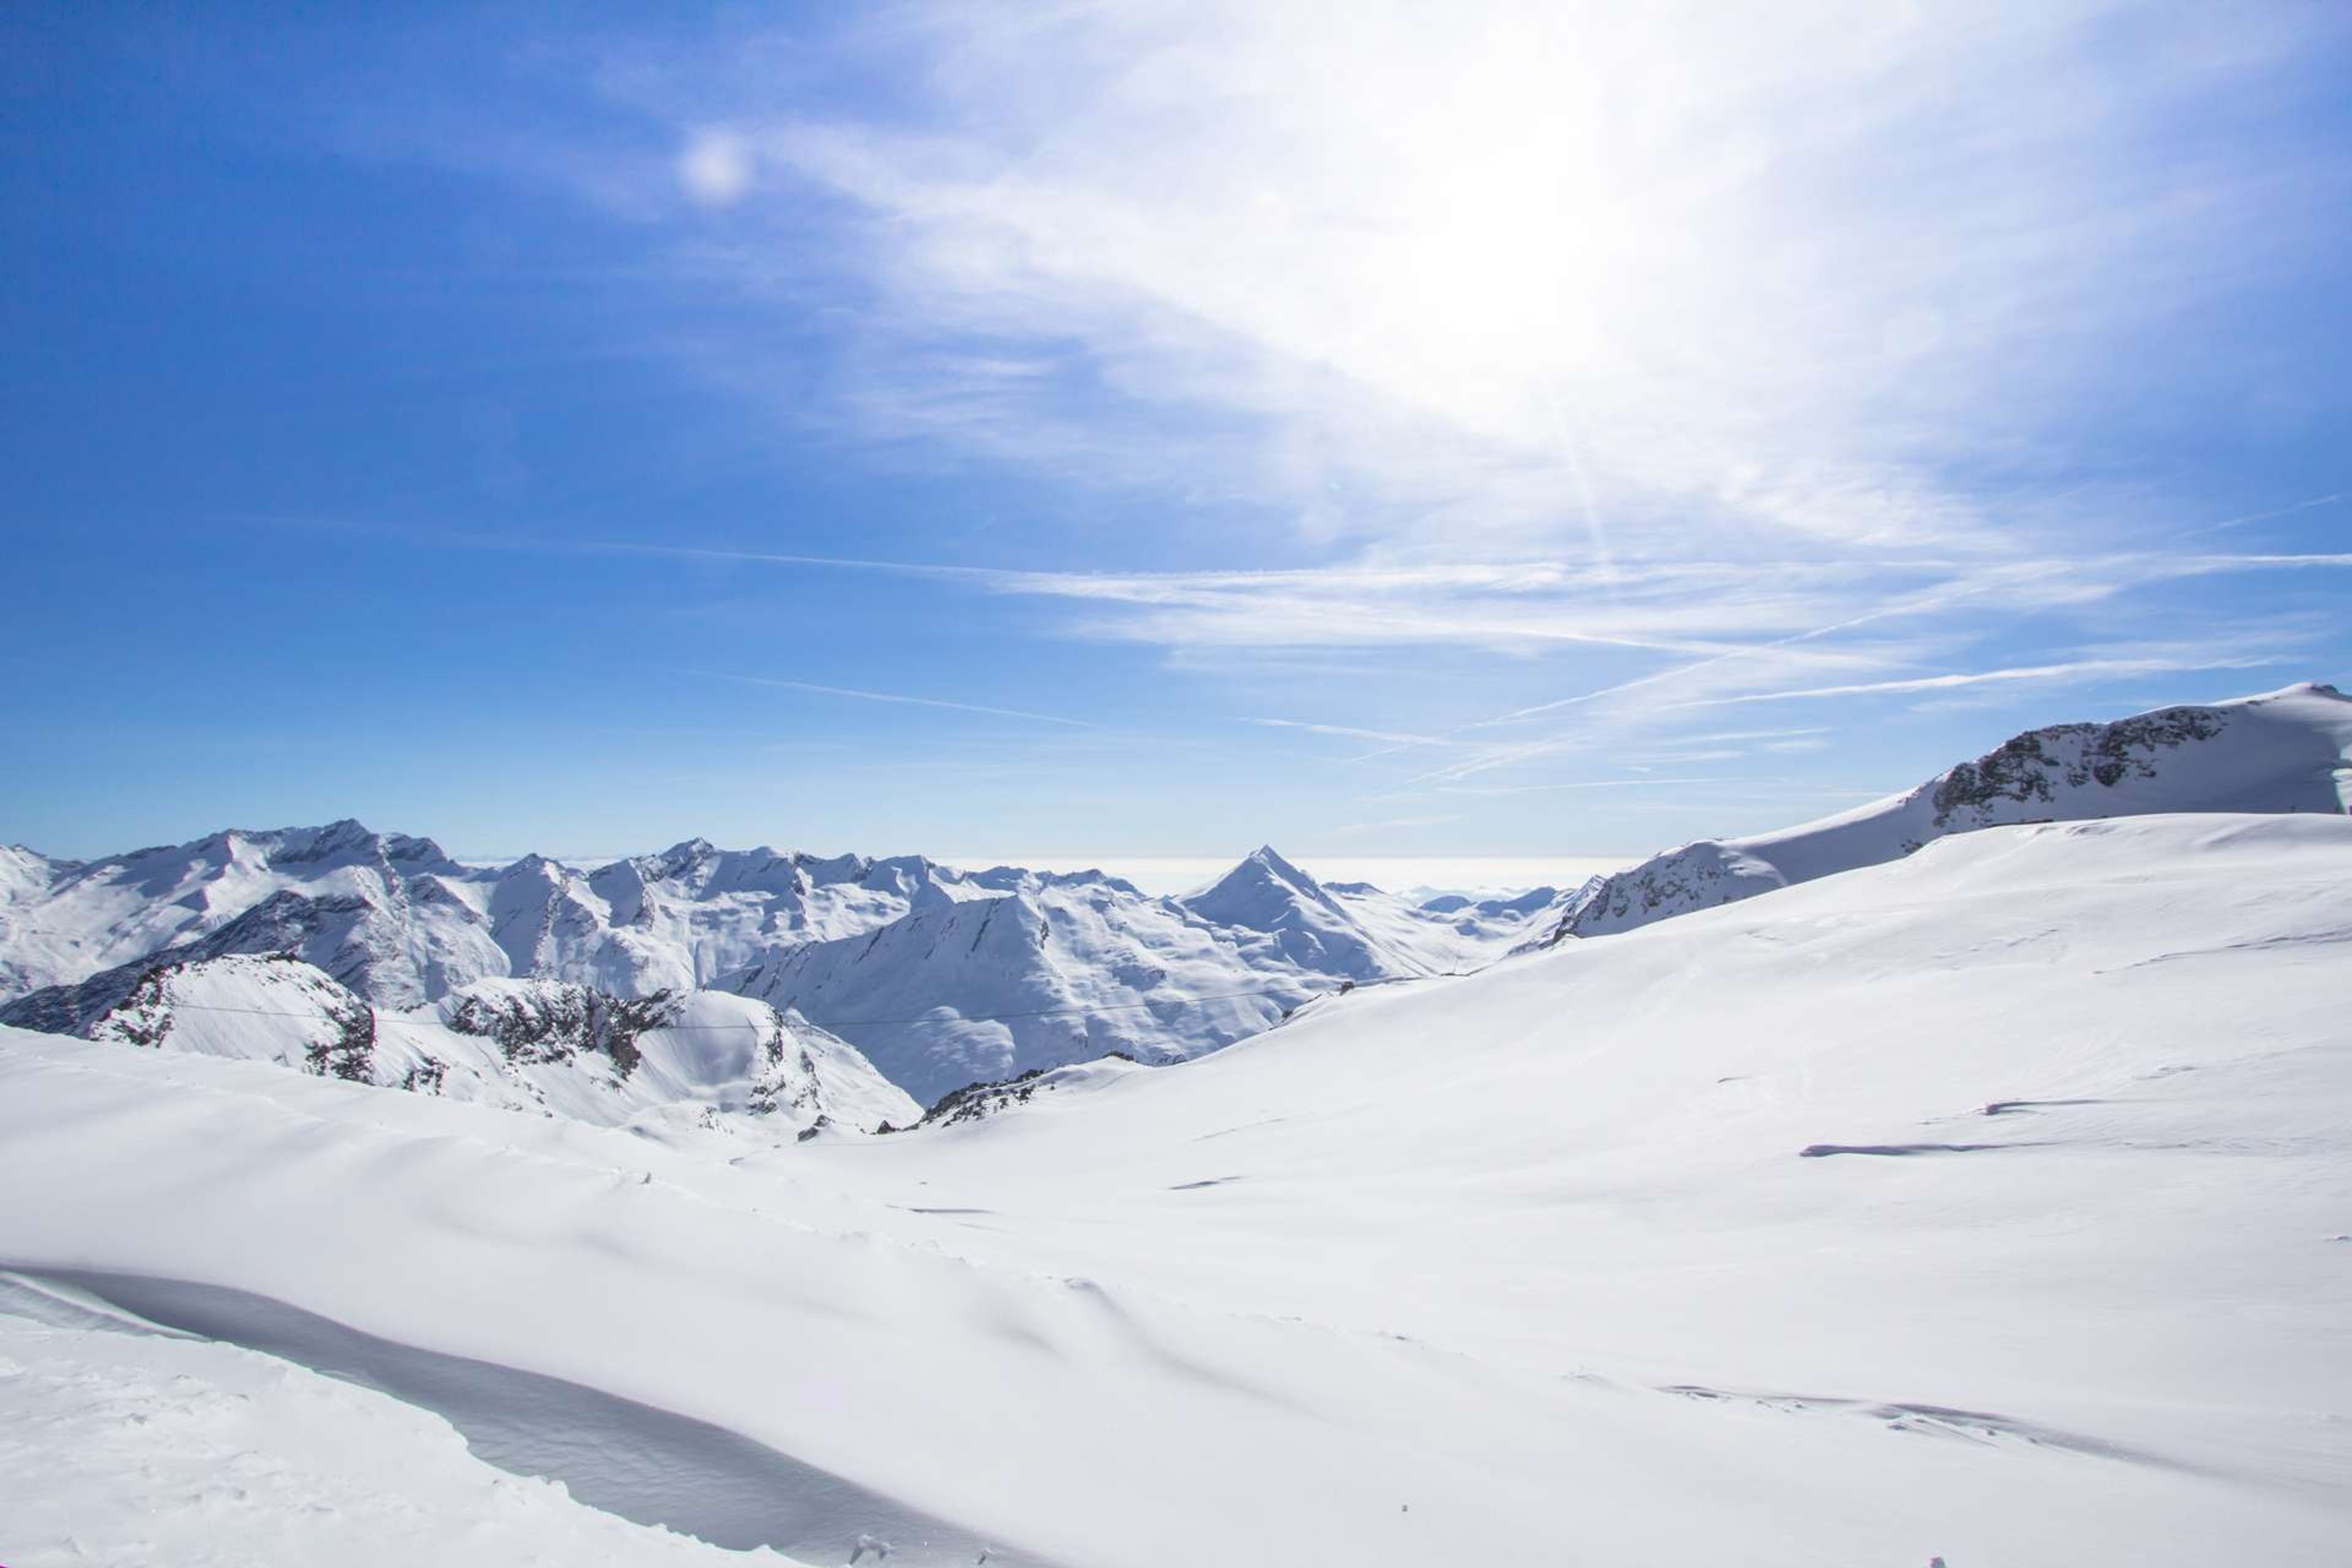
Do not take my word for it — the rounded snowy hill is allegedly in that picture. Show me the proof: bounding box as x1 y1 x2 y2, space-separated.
44 954 916 1137
1547 680 2352 941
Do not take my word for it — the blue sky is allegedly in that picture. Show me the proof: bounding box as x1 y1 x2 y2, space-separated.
6 2 2350 873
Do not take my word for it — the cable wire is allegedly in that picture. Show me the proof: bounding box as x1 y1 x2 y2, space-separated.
79 976 1428 1034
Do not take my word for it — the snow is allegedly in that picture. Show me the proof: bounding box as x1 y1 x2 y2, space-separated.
714 853 1532 1103
0 1268 1004 1566
1182 845 1441 979
2 810 2346 1564
1546 680 2352 941
55 952 919 1137
0 1284 812 1568
0 828 1555 1096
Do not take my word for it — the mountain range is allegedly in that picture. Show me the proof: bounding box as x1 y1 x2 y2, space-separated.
5 682 2346 1114
0 829 1550 1103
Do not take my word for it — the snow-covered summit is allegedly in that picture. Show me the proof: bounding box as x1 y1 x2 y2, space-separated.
1543 682 2352 943
1180 845 1427 982
0 819 480 1004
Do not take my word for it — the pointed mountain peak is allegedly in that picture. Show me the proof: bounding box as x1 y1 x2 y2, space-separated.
499 850 568 880
649 837 718 873
1187 845 1340 919
1239 844 1321 889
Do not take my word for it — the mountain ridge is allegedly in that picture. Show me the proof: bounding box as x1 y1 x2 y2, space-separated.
10 682 2348 1096
0 826 1542 1096
1539 681 2352 946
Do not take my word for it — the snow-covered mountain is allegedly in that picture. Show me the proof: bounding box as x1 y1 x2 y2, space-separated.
0 825 1025 1011
1184 845 1504 979
717 846 1529 1103
14 681 2343 1106
1540 680 2352 943
46 952 917 1136
0 829 1541 1098
6 810 2347 1565
0 820 486 1008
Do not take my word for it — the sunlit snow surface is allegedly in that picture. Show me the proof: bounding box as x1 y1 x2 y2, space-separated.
1 1270 1014 1567
3 813 2350 1565
0 1275 813 1568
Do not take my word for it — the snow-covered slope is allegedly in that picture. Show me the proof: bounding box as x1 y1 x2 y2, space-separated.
3 812 2345 1565
718 855 1545 1104
1544 680 2352 942
717 876 1309 1105
37 953 916 1137
0 1292 812 1568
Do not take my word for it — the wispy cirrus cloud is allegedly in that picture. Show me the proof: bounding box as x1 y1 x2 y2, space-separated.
245 0 2352 853
521 1 2347 568
674 668 1096 728
1664 656 2290 709
1249 719 1449 748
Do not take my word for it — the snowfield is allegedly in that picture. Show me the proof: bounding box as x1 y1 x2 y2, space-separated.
4 810 2348 1565
0 1278 811 1568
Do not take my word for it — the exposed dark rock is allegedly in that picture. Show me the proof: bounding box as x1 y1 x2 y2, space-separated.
303 991 377 1083
1929 708 2226 827
440 984 679 1074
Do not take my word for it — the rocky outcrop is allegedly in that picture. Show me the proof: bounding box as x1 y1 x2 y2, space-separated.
1547 684 2352 944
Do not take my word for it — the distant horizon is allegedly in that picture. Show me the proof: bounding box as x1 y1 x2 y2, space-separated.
18 676 2344 874
16 821 1632 902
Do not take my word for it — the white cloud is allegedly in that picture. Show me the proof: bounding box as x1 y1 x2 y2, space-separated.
1665 656 2288 709
677 129 755 207
584 1 2337 562
674 668 1096 728
1250 719 1448 748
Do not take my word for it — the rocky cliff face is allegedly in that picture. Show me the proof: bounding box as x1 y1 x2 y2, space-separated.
1924 706 2228 827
